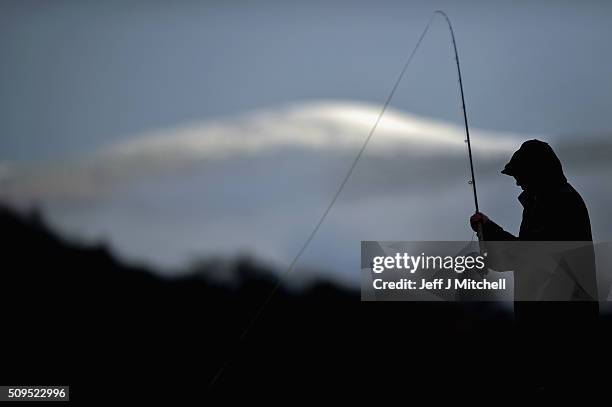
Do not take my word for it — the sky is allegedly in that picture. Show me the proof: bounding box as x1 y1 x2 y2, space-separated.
1 1 611 287
2 0 612 161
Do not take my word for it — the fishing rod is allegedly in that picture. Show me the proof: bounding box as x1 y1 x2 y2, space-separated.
435 10 483 240
209 10 481 389
435 10 479 214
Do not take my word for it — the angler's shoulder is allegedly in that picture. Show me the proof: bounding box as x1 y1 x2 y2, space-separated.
556 182 588 209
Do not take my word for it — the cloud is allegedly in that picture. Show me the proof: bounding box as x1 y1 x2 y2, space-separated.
0 100 522 205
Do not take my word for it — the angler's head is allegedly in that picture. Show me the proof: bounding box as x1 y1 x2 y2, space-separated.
501 139 566 192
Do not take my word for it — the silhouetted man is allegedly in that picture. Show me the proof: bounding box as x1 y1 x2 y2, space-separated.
470 139 592 242
469 139 599 389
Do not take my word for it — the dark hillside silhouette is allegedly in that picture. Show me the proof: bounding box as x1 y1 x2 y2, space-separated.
0 204 608 399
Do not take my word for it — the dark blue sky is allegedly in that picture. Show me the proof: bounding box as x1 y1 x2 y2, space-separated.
2 0 611 161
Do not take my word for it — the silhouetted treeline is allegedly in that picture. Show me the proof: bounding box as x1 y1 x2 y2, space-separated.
0 204 609 400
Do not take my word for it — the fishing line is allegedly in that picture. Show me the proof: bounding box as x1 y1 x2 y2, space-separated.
209 10 478 389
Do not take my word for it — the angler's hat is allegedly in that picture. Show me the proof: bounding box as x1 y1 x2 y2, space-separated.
501 139 566 184
501 139 556 176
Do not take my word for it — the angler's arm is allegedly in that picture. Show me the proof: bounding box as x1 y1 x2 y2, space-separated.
479 219 520 272
481 219 518 241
